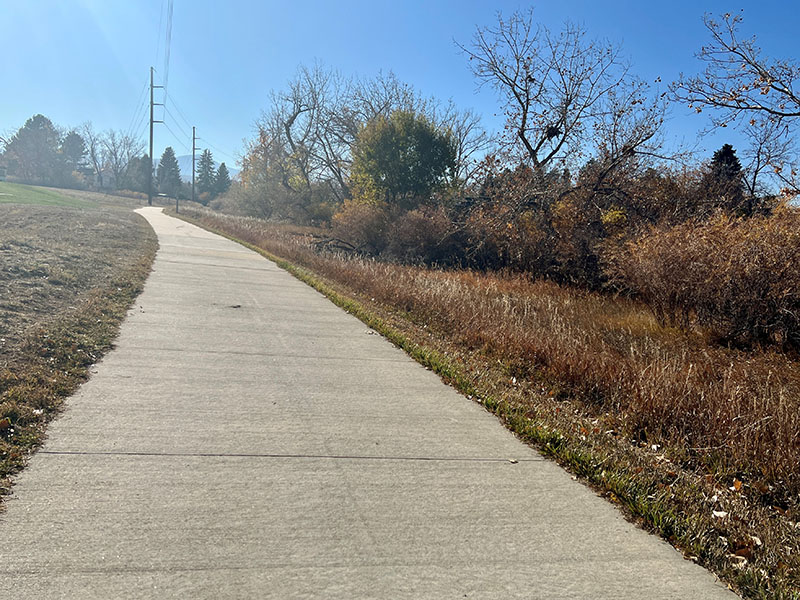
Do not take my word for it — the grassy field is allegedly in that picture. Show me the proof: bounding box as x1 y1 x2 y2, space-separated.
0 184 157 503
0 181 98 207
177 207 799 600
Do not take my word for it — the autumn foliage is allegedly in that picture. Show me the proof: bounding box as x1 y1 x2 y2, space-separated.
608 208 800 349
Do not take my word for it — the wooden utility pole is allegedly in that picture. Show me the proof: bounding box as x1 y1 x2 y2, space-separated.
148 67 164 207
191 126 197 208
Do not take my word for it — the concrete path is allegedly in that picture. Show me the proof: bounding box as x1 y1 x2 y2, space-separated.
0 208 737 599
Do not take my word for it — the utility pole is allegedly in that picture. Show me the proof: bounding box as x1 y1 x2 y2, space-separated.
191 126 197 209
148 67 164 207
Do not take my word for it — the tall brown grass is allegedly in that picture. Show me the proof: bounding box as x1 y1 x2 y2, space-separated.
607 209 800 350
183 208 800 502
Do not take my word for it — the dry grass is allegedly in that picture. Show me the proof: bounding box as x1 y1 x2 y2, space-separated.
607 209 800 349
0 196 157 502
180 207 800 599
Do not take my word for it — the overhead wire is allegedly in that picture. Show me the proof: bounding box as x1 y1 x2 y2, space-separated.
154 0 165 68
132 106 150 143
163 0 173 98
125 78 149 140
197 137 239 165
163 106 191 141
162 121 191 154
148 0 239 171
165 93 195 134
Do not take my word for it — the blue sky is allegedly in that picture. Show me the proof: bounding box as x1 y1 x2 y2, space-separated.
2 1 798 166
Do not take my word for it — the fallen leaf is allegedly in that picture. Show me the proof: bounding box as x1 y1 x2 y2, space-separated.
734 547 754 560
713 510 728 519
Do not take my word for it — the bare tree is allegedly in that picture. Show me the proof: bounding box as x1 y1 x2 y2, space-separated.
102 129 145 189
740 117 797 198
672 13 799 193
459 10 663 174
673 13 800 124
80 122 105 188
244 65 492 220
432 103 494 189
457 8 669 218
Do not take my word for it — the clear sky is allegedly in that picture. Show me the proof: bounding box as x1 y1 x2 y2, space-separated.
2 0 798 166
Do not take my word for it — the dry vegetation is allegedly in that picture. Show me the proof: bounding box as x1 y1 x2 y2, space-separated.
0 196 157 500
607 209 800 349
180 207 799 599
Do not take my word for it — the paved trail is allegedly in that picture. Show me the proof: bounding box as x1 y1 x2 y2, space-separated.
0 208 737 598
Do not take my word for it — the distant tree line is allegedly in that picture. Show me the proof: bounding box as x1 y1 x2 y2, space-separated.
0 115 149 192
218 12 791 273
0 116 231 202
151 146 229 202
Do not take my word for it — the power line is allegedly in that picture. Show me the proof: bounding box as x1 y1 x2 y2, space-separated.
197 137 239 164
154 0 165 67
163 121 191 153
132 107 150 143
165 93 195 134
163 0 174 96
164 106 191 140
125 78 149 140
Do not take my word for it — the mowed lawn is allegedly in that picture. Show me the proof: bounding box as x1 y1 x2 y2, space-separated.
0 181 96 207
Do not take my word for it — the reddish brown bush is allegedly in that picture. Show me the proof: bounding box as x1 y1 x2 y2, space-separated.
330 202 389 254
607 208 800 348
384 206 462 265
463 202 556 275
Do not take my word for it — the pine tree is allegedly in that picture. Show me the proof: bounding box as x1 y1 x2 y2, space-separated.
215 162 231 196
4 114 61 183
196 149 216 196
121 155 150 193
702 143 747 214
157 146 182 198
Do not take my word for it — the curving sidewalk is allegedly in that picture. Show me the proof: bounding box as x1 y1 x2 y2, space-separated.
0 207 738 598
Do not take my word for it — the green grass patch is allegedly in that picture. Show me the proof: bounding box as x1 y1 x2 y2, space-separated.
0 182 95 207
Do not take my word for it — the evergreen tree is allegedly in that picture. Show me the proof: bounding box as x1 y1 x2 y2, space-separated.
215 162 232 196
60 130 86 173
3 114 61 183
55 130 88 186
157 146 182 198
710 144 743 186
121 155 150 193
196 149 216 196
702 143 747 214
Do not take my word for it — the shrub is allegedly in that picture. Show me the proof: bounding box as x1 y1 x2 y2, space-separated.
607 208 800 348
384 206 462 265
462 202 556 275
330 201 389 254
